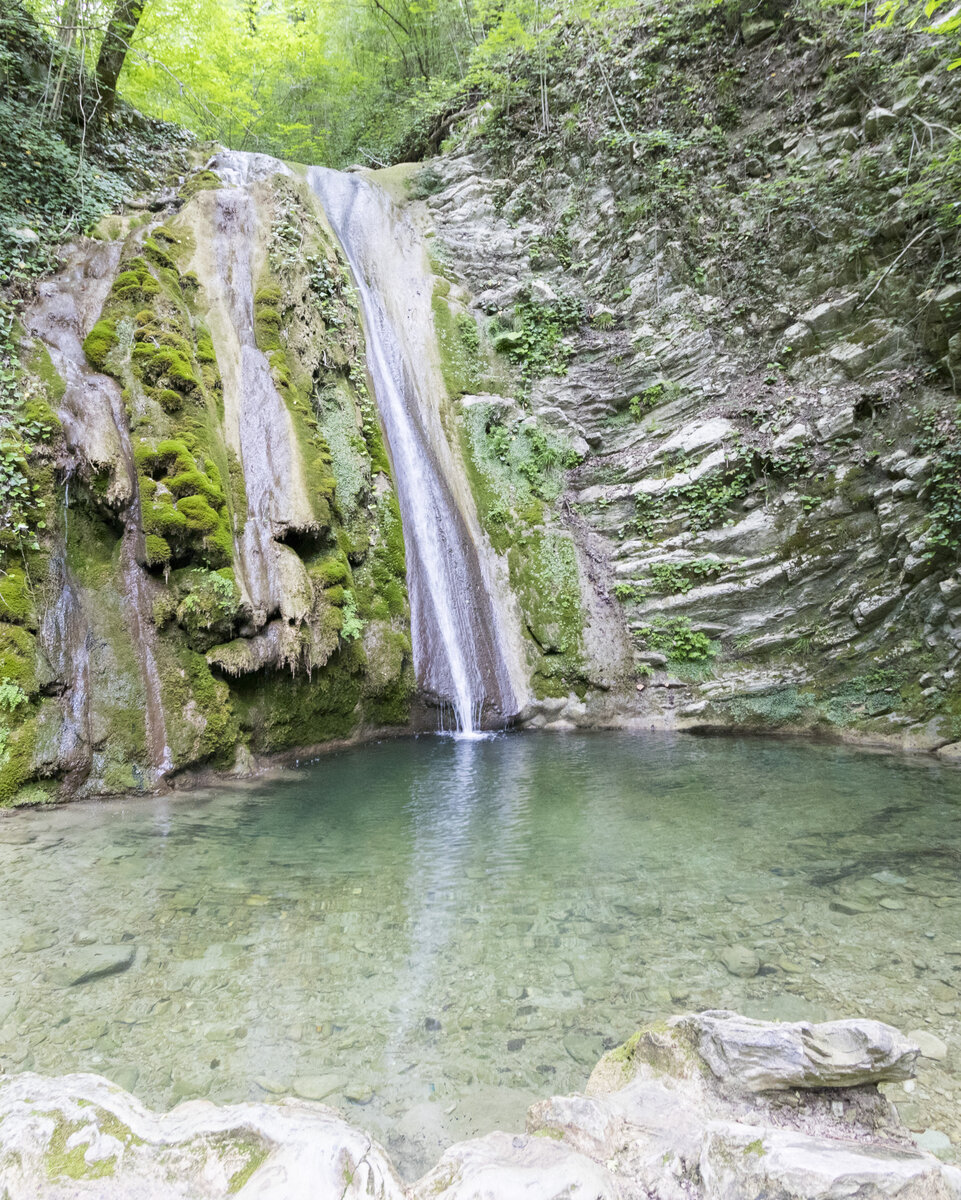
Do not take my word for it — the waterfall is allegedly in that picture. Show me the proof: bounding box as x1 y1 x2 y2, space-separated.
27 241 174 782
309 167 524 737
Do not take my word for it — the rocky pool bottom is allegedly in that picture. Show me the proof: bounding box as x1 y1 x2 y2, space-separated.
0 731 959 1180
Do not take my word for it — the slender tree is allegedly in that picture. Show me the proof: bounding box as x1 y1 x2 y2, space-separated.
95 0 145 114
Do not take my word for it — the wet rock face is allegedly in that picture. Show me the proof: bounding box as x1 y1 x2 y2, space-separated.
415 33 961 750
0 1012 954 1199
7 156 415 804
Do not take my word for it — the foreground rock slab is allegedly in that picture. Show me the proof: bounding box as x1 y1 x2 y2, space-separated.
0 1072 404 1199
0 1011 956 1199
702 1121 959 1200
684 1009 919 1092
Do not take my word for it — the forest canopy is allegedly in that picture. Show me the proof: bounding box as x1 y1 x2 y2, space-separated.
19 0 961 169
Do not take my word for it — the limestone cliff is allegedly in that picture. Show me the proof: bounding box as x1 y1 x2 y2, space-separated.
2 0 961 806
2 155 412 803
400 0 961 754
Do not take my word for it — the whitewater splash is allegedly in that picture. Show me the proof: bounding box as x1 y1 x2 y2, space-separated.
309 167 524 737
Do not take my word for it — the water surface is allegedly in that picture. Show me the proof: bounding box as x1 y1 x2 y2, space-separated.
1 731 959 1176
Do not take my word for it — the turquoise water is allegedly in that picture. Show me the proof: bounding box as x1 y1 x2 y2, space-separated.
0 731 959 1176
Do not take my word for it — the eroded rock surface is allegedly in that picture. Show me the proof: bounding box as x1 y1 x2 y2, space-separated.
2 1012 956 1199
685 1009 918 1092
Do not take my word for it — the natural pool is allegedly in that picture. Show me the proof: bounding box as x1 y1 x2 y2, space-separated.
1 731 959 1178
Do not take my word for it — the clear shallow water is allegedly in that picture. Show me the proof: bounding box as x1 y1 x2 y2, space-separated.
1 731 960 1177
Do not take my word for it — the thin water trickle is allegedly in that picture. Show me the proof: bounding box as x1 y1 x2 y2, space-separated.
308 167 525 736
1 732 960 1179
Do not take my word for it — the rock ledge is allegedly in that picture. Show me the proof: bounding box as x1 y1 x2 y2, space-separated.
0 1011 956 1199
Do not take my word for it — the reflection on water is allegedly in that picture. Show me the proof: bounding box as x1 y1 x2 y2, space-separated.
0 731 960 1177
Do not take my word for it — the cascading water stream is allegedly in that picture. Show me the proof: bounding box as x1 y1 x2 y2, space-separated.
309 167 524 737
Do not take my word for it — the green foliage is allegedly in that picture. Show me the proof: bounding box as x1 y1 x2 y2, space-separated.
0 677 27 713
871 0 961 69
173 568 242 649
495 294 584 381
629 383 680 419
914 407 961 554
0 1 189 284
0 305 58 555
646 559 724 594
636 616 716 663
339 590 365 642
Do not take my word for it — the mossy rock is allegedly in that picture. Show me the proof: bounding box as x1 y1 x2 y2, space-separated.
180 169 222 200
0 623 37 692
0 568 35 627
0 715 39 806
82 318 118 371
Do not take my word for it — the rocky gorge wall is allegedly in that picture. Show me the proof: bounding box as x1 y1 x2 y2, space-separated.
1 154 414 805
398 0 961 755
3 0 961 806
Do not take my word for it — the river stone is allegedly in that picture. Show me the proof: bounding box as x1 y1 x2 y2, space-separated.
915 1130 953 1158
701 1120 957 1200
563 1031 606 1066
408 1130 620 1200
908 1030 948 1061
0 1070 403 1199
48 944 136 987
0 991 19 1024
719 945 760 977
681 1010 918 1092
830 898 875 915
292 1074 346 1101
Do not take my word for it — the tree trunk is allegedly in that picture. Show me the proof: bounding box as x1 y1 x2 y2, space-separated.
57 0 80 47
94 0 145 116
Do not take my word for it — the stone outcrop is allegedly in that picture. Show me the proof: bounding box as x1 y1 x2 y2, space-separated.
4 156 416 805
685 1010 918 1093
1 1012 956 1198
405 12 961 751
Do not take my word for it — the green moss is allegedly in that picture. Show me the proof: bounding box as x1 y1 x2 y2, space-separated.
132 345 199 394
138 440 232 570
143 236 176 272
27 342 67 410
82 318 118 370
609 1030 643 1066
313 555 350 587
0 715 39 806
229 644 366 753
179 169 222 200
144 534 171 567
510 529 583 657
177 493 221 535
432 293 481 396
160 645 240 766
155 388 183 414
0 623 37 691
173 568 242 648
0 567 34 626
226 1138 270 1193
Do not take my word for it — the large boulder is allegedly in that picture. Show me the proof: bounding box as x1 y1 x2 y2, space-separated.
0 1072 403 1199
0 1012 953 1200
701 1121 961 1200
408 1131 620 1200
680 1010 919 1092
